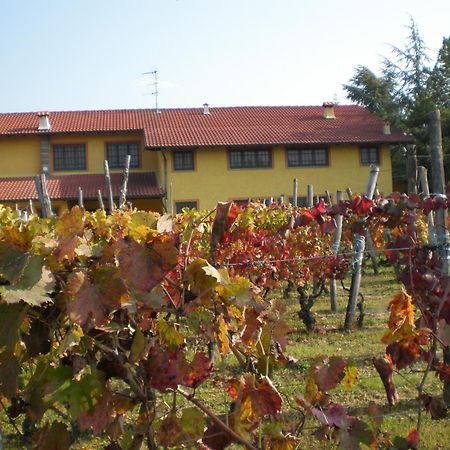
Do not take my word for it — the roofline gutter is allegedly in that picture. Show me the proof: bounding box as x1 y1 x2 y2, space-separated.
0 193 165 203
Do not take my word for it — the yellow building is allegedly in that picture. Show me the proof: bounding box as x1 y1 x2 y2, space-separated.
0 104 410 213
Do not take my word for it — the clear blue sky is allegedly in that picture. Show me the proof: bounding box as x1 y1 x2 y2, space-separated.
1 0 449 112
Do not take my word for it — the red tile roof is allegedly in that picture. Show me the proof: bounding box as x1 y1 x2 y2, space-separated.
0 106 410 147
0 172 163 202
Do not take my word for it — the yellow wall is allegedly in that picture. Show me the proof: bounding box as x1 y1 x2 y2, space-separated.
0 136 41 175
50 132 159 175
0 132 160 177
169 144 393 210
0 132 393 214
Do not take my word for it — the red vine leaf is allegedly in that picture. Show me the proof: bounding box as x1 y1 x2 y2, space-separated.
146 346 188 392
32 421 72 450
237 375 282 425
211 201 237 249
406 427 420 449
312 356 347 391
78 389 115 435
114 236 178 293
66 271 110 329
183 352 213 388
420 394 447 420
240 307 264 346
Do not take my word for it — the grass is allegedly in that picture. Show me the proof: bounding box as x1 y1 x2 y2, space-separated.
2 263 449 449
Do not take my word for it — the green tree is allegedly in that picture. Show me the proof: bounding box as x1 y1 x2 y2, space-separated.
343 19 450 189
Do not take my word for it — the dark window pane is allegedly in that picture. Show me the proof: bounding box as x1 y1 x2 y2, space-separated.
173 151 194 170
107 142 140 168
229 148 271 169
175 201 197 213
287 148 328 167
360 147 379 165
53 144 86 170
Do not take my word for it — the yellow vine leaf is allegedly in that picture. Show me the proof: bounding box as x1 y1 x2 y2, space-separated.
217 314 230 354
343 365 359 390
156 317 185 351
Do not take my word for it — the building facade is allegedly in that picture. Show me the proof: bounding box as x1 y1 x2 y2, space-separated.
0 104 410 214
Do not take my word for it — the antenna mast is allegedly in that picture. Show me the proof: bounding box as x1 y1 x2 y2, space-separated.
142 70 159 113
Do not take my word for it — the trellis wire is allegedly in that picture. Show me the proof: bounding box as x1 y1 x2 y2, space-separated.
219 244 435 268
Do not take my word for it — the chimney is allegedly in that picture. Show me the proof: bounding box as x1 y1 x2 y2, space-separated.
383 121 391 135
203 103 210 115
322 102 336 119
37 112 51 130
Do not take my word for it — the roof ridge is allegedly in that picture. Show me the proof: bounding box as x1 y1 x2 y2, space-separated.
0 104 360 115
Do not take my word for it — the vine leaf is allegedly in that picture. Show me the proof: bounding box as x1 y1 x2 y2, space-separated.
343 365 360 390
180 407 205 440
0 255 55 306
202 413 234 450
48 369 105 420
211 201 234 249
0 242 29 284
236 375 282 426
114 236 178 294
66 271 110 329
32 421 73 450
156 412 184 446
157 408 205 446
0 303 26 352
240 308 264 347
263 433 300 450
420 394 447 419
183 351 213 388
53 206 85 261
78 389 115 435
216 314 230 354
129 328 146 363
0 352 19 397
184 258 224 295
146 346 188 392
313 356 347 391
381 290 415 344
156 316 185 351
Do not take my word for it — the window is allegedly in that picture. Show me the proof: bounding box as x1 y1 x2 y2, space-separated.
173 151 194 171
53 144 86 171
106 142 139 168
229 148 272 169
360 147 379 165
175 201 197 213
288 196 307 206
287 148 328 167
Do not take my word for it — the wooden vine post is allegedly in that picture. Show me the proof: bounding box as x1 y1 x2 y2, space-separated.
97 189 105 211
104 160 115 212
78 187 84 209
34 173 52 218
344 165 379 330
292 178 298 206
330 190 343 312
119 154 131 207
307 184 313 208
418 166 437 245
429 110 450 406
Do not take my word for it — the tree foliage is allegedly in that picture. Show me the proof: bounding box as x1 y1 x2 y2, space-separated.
344 19 450 186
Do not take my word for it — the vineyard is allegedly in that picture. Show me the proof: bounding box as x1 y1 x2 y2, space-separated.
0 191 449 449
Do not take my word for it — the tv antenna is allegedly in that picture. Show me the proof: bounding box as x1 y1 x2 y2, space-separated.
142 70 159 113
